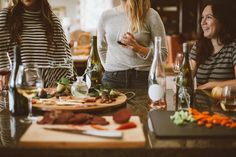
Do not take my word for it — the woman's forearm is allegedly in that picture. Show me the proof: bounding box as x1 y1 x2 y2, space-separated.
197 79 236 89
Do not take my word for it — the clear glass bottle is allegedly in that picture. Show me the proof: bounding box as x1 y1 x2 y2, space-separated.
71 76 88 98
176 43 194 110
148 36 166 110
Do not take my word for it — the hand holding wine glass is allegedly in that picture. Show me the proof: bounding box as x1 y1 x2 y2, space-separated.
15 64 43 123
0 52 12 91
116 25 132 47
0 52 12 111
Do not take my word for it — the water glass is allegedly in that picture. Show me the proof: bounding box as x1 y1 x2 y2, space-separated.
222 86 236 109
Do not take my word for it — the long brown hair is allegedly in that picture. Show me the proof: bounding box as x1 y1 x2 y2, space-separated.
196 1 236 65
126 0 150 33
6 0 54 45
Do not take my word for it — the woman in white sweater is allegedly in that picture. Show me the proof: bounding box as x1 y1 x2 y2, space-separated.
97 0 167 89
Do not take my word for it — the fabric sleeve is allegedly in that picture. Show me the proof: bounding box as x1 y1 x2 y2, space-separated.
0 8 11 70
139 9 168 62
232 43 236 66
37 13 75 87
97 12 107 68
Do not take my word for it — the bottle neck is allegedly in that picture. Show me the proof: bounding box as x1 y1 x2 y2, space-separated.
90 36 98 59
153 36 162 61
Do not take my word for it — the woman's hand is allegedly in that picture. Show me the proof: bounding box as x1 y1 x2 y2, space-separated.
121 32 149 56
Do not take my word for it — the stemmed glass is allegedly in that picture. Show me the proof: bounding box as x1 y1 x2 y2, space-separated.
172 53 183 74
15 64 43 123
0 52 12 110
172 53 183 92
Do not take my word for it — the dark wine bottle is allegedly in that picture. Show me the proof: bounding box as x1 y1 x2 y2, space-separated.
86 36 104 88
8 45 28 116
177 43 194 110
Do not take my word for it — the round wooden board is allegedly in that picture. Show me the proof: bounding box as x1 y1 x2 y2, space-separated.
32 93 127 112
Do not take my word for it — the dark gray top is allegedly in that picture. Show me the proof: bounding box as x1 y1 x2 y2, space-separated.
190 41 236 85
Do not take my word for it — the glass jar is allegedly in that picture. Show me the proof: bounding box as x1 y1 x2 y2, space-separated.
71 76 88 98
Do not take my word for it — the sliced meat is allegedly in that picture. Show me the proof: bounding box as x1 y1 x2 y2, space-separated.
37 112 56 124
68 113 93 124
90 117 109 125
54 111 74 124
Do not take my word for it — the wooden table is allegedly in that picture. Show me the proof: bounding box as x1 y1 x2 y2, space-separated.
0 88 236 157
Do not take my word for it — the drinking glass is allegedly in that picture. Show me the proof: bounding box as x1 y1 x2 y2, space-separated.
15 64 43 123
0 52 12 111
222 86 236 110
172 52 183 94
172 53 183 74
116 25 131 46
0 52 12 91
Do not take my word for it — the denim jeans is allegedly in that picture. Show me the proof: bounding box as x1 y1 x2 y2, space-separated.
102 69 149 89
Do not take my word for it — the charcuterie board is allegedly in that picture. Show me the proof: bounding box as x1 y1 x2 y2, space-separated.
32 93 127 112
19 116 145 148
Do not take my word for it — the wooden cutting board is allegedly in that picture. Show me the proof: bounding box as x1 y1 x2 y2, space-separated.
32 93 127 112
19 116 145 148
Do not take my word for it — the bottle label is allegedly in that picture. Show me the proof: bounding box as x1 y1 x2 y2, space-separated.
148 84 164 101
85 74 91 89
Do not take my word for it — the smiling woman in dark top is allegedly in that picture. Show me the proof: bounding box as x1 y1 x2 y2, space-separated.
189 1 236 89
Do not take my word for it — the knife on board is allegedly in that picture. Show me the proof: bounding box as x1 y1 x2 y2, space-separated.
44 127 123 139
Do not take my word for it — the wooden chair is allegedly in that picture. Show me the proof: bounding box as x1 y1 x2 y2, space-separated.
70 30 91 56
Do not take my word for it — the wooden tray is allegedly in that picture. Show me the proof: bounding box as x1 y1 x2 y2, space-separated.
32 93 127 112
19 116 145 148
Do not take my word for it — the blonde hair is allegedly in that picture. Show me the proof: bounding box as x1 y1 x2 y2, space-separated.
126 0 150 33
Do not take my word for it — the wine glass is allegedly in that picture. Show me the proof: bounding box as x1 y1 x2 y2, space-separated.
221 86 236 110
172 53 183 74
116 25 131 46
172 53 183 93
15 64 43 123
0 52 12 110
0 52 12 91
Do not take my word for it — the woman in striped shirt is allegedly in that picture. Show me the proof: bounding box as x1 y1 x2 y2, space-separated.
190 1 236 89
0 0 73 87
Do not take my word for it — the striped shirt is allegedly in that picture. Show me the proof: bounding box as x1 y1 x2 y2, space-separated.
190 41 236 85
0 8 73 87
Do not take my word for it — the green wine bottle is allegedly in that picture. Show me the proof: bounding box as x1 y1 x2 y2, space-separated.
8 45 29 116
177 43 194 110
86 36 104 88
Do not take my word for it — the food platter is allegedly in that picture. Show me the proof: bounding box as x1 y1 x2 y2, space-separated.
32 93 127 112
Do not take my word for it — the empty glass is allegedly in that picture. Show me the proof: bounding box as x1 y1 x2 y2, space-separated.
172 53 183 74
